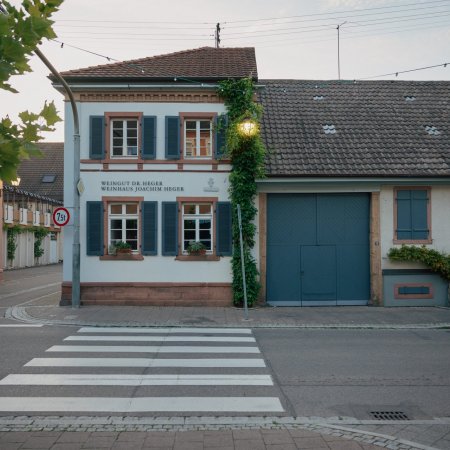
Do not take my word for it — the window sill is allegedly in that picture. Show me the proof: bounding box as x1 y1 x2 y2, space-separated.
393 239 432 245
100 254 144 261
175 255 220 261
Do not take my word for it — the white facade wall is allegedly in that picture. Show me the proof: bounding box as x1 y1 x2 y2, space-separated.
380 185 450 270
64 100 232 284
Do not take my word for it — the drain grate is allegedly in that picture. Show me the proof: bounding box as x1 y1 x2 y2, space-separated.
370 411 410 420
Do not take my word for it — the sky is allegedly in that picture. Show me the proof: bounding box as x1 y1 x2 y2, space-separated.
1 0 450 142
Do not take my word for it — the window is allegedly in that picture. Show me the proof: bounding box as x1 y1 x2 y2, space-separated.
184 120 212 158
108 203 139 251
182 203 213 253
111 119 138 157
395 188 431 243
42 174 56 183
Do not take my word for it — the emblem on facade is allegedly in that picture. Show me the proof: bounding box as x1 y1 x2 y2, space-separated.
203 177 219 192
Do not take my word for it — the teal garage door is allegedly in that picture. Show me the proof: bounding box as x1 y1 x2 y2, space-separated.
266 193 370 306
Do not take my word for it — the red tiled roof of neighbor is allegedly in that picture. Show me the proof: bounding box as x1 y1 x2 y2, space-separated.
58 47 257 81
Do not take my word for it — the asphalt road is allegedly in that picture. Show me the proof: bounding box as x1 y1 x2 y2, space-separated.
0 322 449 420
254 328 450 420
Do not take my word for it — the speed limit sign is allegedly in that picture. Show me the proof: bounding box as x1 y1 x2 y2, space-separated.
53 207 70 226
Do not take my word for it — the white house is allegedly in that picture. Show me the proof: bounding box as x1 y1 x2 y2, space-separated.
54 47 256 305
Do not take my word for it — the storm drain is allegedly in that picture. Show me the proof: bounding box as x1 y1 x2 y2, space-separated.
370 411 410 420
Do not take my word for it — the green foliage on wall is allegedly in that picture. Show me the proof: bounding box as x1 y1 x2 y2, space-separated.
32 226 49 258
217 78 266 307
388 245 450 281
4 224 23 261
3 224 49 260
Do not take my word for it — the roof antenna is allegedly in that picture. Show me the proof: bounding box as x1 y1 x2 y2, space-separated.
215 23 221 48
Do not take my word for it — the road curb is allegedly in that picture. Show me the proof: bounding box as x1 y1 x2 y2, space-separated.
6 306 450 330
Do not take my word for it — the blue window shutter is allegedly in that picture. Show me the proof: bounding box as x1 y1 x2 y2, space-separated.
214 114 228 159
411 190 429 239
142 201 158 255
162 202 178 256
142 116 156 160
396 189 429 240
396 190 412 240
89 116 105 160
86 201 104 256
165 116 180 159
216 202 232 256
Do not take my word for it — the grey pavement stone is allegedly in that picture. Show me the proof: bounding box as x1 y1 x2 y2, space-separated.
50 445 84 450
294 436 330 448
234 439 266 450
0 443 23 450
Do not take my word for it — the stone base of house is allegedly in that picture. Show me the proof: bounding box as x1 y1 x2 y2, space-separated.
60 282 233 306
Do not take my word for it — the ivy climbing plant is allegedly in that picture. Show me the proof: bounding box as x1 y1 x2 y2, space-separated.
4 224 23 261
388 245 450 281
32 226 49 259
217 78 266 307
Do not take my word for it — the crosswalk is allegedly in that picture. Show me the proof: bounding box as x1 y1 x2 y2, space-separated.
0 327 284 414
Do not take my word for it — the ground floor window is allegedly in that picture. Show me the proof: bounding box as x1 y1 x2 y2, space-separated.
109 203 139 251
182 203 213 253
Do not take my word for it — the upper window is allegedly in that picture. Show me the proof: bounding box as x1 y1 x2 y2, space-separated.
395 188 431 243
109 203 139 251
182 203 213 254
111 119 138 158
184 120 212 158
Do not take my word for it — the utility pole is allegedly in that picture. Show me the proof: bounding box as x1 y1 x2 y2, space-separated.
215 23 221 48
337 21 347 80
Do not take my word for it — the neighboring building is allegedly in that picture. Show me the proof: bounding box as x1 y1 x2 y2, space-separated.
1 142 64 273
53 47 450 307
258 80 450 307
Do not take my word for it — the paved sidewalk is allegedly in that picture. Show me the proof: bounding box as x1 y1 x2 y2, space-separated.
8 303 450 329
1 416 446 450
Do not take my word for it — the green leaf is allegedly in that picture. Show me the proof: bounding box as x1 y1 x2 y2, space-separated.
40 101 61 127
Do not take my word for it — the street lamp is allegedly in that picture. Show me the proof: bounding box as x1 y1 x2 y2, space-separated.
237 117 258 138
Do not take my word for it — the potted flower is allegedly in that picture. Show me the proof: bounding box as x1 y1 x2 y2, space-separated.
113 241 132 255
187 241 207 256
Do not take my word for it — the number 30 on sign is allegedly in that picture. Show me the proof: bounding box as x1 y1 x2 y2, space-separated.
53 207 70 226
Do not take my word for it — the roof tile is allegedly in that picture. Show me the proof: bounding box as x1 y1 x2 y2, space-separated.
259 79 450 177
59 47 257 81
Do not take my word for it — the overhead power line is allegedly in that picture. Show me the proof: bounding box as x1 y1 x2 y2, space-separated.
357 62 449 80
221 0 450 24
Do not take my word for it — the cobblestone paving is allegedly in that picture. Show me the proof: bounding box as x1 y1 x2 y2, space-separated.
0 417 445 450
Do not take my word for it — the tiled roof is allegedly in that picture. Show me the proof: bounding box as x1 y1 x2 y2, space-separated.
259 80 450 177
17 142 64 201
59 47 257 82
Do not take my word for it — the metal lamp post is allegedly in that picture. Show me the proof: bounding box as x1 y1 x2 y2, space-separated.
33 49 81 309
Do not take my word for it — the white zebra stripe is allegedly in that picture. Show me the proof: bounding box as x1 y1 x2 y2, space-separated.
0 396 284 412
0 374 273 386
65 335 256 343
47 345 260 354
25 358 266 368
77 327 252 334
